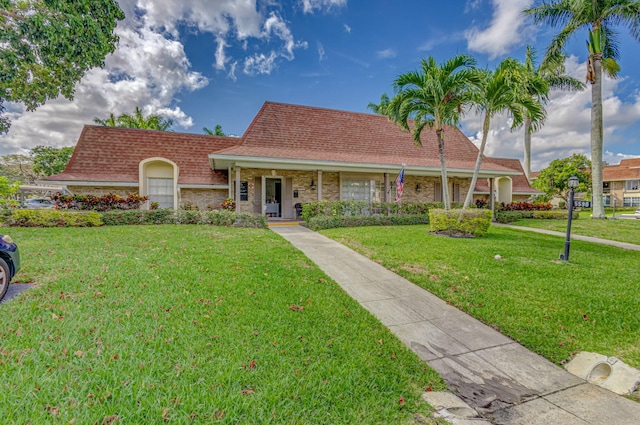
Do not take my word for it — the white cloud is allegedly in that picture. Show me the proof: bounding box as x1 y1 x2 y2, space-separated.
465 0 533 59
344 24 351 33
461 56 640 171
300 0 347 14
0 14 208 155
0 0 310 155
376 48 397 59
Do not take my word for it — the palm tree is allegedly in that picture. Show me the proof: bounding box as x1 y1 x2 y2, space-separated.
387 55 480 210
367 93 391 115
521 46 585 180
203 124 226 136
524 0 640 219
93 113 119 127
94 107 174 131
461 58 547 210
118 106 173 131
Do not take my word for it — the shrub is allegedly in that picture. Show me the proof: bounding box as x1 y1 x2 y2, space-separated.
498 201 552 212
301 201 434 222
428 209 492 237
5 210 103 227
533 210 578 220
307 214 430 230
233 213 268 228
99 209 266 228
52 192 148 211
221 198 236 210
495 209 577 223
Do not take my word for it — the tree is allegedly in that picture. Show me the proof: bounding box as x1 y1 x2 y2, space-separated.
367 93 391 115
30 146 75 177
520 46 585 180
386 55 480 210
0 0 125 133
0 154 38 184
0 176 20 199
203 124 226 136
532 154 592 203
94 107 174 131
462 58 547 211
524 0 640 218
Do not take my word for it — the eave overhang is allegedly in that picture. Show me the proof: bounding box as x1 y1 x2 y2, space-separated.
209 154 520 179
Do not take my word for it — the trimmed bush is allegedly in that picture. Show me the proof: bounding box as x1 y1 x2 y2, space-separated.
52 192 147 211
428 209 492 237
4 210 103 227
307 214 430 231
301 201 435 222
99 209 266 228
495 209 578 223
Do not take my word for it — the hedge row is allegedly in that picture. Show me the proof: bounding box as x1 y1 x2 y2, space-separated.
301 201 438 222
1 209 267 228
495 210 578 223
307 214 430 230
4 210 103 227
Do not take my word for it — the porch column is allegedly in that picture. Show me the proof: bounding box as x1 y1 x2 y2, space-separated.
317 171 322 201
489 178 495 218
384 173 389 203
235 167 241 215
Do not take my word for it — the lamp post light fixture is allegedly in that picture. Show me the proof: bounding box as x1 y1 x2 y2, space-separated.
560 175 580 261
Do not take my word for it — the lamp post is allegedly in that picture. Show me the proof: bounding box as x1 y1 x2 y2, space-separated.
560 175 580 261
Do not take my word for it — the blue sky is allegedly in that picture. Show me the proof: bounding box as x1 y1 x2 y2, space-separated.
2 0 639 171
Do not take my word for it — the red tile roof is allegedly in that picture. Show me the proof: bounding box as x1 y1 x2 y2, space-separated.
215 102 514 172
603 157 640 181
44 126 238 185
474 157 540 194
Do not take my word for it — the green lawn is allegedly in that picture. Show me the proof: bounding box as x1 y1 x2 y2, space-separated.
1 226 445 424
321 225 640 369
510 212 640 245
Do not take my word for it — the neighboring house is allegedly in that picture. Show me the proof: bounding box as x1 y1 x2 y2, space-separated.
43 102 536 217
602 158 640 208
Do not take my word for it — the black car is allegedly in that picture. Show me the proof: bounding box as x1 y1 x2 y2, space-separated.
0 234 21 301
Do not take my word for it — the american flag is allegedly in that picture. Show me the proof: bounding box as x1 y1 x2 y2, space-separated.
395 167 405 202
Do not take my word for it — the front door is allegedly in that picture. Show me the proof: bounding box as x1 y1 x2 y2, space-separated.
263 177 282 217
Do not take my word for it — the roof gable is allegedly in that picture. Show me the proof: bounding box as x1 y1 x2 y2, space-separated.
45 126 239 185
218 102 513 172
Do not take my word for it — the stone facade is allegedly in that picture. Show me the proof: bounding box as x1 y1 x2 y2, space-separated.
232 168 475 214
180 189 228 210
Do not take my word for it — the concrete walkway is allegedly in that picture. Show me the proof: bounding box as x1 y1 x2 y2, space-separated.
494 223 640 251
270 225 640 425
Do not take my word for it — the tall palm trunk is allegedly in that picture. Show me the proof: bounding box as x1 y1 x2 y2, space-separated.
523 116 532 181
590 55 605 219
436 129 451 210
462 113 490 210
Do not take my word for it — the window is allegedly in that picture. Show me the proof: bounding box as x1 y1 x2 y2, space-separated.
452 183 461 203
342 179 384 203
603 181 610 193
623 197 640 207
625 180 639 191
603 195 610 207
434 182 442 202
148 178 174 209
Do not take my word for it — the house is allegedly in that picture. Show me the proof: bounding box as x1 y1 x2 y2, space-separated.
602 158 640 207
472 158 541 204
43 102 536 217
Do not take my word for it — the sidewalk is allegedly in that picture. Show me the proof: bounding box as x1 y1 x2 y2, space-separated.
270 225 640 425
493 223 640 251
